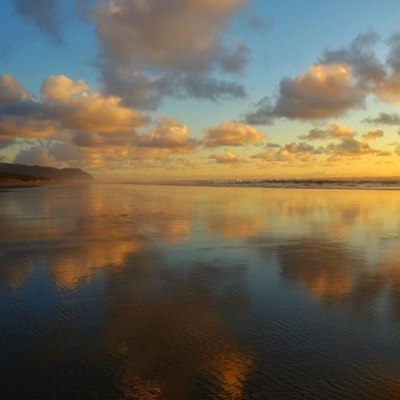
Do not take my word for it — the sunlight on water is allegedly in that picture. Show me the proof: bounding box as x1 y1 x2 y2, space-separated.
1 184 400 399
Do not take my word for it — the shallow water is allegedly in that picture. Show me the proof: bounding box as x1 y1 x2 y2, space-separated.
1 183 400 399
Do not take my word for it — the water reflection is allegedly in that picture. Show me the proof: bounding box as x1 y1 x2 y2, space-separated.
2 184 400 398
277 239 355 303
104 250 252 400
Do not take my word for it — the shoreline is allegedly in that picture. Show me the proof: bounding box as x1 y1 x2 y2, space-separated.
112 179 400 192
4 179 400 192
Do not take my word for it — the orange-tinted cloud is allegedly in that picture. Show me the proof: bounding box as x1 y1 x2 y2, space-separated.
0 74 148 141
134 117 197 152
245 64 365 123
204 121 265 147
210 151 247 164
41 75 88 100
299 123 355 141
362 129 384 140
0 74 28 104
252 142 320 163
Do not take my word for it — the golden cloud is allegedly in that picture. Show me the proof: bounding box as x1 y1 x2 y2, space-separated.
204 121 265 147
210 151 247 164
299 123 355 141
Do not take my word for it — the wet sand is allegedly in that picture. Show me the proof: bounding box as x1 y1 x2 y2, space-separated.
1 183 400 399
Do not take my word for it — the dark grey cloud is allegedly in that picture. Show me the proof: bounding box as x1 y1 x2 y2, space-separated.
320 31 385 90
92 0 249 109
180 74 246 101
219 43 250 74
265 142 281 148
13 0 62 43
364 113 400 126
243 97 274 125
246 15 271 32
326 138 373 157
99 62 173 110
101 62 246 110
71 132 130 148
387 33 400 72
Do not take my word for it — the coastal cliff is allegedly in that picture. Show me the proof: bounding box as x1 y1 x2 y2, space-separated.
0 163 94 183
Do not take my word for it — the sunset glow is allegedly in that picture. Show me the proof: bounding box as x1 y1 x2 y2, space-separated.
1 0 400 180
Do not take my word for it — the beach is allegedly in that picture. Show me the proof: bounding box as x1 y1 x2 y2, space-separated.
1 183 400 399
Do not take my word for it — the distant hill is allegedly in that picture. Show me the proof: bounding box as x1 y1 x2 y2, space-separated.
0 163 94 183
0 171 57 183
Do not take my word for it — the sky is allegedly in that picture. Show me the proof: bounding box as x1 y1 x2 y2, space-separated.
1 0 400 180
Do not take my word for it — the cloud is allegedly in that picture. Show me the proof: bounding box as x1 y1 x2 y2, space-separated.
14 145 54 165
204 121 265 147
99 64 173 110
180 74 246 101
274 64 364 119
92 0 249 108
46 91 147 133
13 141 95 166
376 150 392 157
376 33 400 103
0 139 15 149
13 0 62 43
321 31 400 105
362 130 384 140
245 32 400 125
245 64 365 123
93 0 246 71
41 75 88 100
246 15 271 32
299 123 355 141
364 112 400 126
0 75 28 105
252 142 321 163
320 31 385 92
0 118 57 139
326 137 373 157
251 136 378 164
71 131 130 148
134 117 198 152
243 96 274 125
210 151 246 164
265 142 281 148
0 74 148 143
0 74 204 168
219 42 251 74
0 74 157 166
